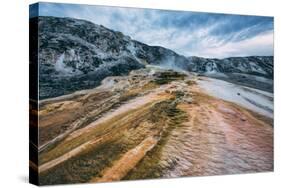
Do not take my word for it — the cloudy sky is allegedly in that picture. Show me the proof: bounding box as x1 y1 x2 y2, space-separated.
35 2 274 58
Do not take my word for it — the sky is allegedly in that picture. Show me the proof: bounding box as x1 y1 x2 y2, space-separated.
34 2 274 58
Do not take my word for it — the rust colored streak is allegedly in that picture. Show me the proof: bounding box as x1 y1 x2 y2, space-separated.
92 136 158 182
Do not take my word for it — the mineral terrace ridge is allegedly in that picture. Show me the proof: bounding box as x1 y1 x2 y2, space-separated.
31 16 273 185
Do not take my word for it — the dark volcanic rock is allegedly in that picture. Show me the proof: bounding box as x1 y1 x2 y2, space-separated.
37 16 146 99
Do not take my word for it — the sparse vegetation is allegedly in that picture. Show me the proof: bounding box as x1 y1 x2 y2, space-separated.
154 71 185 85
186 80 197 85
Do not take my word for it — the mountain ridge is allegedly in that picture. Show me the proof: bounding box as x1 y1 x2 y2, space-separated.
33 16 273 99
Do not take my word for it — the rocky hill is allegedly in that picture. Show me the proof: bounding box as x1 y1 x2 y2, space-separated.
34 16 273 99
184 56 273 92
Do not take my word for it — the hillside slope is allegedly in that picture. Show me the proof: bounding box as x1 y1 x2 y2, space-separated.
34 16 273 99
37 67 273 185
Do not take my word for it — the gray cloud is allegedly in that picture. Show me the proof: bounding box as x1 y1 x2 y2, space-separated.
38 2 274 58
